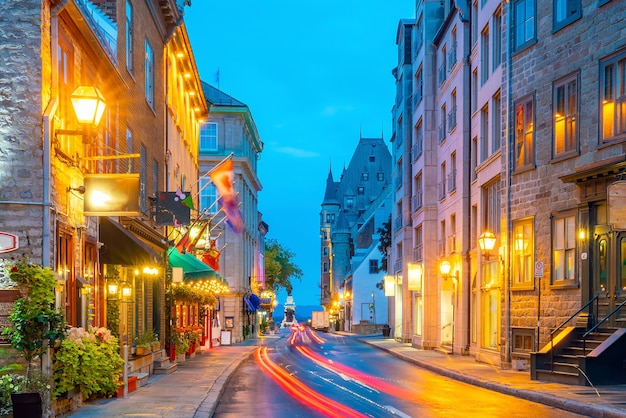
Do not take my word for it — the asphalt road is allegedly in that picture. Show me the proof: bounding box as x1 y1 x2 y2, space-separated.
212 328 585 418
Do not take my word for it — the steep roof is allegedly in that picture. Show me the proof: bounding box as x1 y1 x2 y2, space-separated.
201 81 246 107
322 167 340 206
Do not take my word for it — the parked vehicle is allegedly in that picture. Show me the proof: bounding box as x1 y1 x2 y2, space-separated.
311 311 329 332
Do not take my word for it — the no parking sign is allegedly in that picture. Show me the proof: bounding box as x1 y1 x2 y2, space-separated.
534 261 544 278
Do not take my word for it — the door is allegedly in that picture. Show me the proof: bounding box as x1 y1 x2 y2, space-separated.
593 228 626 326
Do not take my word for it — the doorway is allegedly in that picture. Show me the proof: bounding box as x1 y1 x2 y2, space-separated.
593 226 626 326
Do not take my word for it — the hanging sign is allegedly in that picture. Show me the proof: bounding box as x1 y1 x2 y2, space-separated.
0 232 18 253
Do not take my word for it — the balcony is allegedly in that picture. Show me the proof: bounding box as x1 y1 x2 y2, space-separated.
448 169 457 192
412 192 423 212
438 64 447 85
394 257 403 273
448 47 457 72
448 107 457 132
394 215 403 232
438 124 446 143
411 142 423 162
438 180 446 200
413 244 423 262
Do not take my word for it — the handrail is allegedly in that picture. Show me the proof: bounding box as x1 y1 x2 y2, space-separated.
582 298 626 352
549 294 598 372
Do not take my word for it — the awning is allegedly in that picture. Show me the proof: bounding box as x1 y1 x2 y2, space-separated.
99 217 162 266
167 247 220 281
243 295 256 312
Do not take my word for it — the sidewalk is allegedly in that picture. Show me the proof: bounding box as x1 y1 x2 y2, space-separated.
358 335 626 418
66 332 626 418
66 335 280 418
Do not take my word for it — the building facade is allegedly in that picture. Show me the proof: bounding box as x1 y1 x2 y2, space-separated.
198 82 264 344
390 0 626 376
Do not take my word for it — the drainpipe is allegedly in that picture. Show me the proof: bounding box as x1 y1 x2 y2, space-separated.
505 1 514 365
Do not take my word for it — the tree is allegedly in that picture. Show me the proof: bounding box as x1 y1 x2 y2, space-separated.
377 215 391 272
264 238 303 295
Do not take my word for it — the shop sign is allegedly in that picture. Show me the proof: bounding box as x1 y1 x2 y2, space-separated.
0 232 18 253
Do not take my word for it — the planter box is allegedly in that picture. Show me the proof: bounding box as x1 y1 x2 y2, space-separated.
115 375 138 398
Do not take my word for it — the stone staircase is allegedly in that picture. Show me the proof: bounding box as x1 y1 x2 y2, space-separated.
531 326 626 385
153 349 177 375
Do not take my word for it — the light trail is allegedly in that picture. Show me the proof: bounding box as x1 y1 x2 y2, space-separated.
253 346 367 418
295 345 418 402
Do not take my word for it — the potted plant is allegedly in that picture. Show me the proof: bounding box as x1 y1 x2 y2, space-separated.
1 256 66 418
134 331 155 356
151 333 161 352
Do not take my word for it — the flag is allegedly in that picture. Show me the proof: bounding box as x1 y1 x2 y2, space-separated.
209 158 243 234
222 198 243 233
209 159 236 203
202 239 221 271
175 229 191 253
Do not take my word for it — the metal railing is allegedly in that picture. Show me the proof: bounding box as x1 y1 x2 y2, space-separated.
582 298 626 353
549 294 598 372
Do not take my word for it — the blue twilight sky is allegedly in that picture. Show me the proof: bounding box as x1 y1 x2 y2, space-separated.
185 2 413 306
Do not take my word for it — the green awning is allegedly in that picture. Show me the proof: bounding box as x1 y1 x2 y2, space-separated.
167 248 220 280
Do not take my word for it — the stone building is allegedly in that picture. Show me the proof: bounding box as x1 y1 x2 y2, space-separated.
0 0 206 357
320 136 392 324
198 82 264 344
390 0 626 380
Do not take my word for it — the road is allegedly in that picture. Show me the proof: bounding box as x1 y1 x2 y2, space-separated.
213 327 585 418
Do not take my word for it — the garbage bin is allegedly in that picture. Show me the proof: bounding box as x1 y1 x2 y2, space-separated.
382 324 391 338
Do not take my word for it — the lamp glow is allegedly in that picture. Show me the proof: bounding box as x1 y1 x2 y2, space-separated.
70 86 106 126
478 231 497 252
439 260 451 276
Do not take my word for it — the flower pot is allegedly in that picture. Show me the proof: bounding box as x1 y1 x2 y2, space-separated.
11 392 42 418
135 346 146 356
166 344 176 361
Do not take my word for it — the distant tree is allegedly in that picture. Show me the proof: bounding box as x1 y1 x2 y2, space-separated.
377 215 391 272
264 238 303 295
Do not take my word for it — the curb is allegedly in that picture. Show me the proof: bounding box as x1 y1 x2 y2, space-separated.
358 339 626 418
196 348 256 418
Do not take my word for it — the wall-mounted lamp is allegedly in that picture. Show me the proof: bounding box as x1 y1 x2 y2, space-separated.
108 282 119 296
55 85 107 143
122 282 132 299
439 260 459 281
478 231 500 260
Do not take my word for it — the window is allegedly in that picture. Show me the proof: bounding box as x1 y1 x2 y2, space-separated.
199 179 218 214
57 30 74 153
600 51 626 141
362 172 369 181
449 152 457 192
553 74 579 157
323 262 328 273
481 25 489 85
514 95 535 169
439 161 446 200
492 92 501 152
126 129 133 172
512 328 535 354
449 90 457 132
471 137 478 181
554 0 581 31
483 180 501 235
140 144 147 212
512 218 534 288
492 9 502 70
439 45 447 85
471 69 478 114
345 196 355 209
377 172 384 181
145 40 154 109
200 122 218 151
357 186 364 195
480 105 489 161
414 172 423 212
450 214 456 253
323 247 328 257
552 212 576 284
440 220 446 256
125 1 133 73
439 104 447 142
414 67 423 106
414 224 423 262
369 259 379 274
513 0 535 51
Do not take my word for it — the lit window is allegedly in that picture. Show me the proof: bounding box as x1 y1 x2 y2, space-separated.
552 213 576 284
512 218 534 288
553 74 578 156
514 95 535 169
600 52 626 141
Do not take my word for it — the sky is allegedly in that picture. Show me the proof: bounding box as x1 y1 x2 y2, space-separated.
185 2 414 306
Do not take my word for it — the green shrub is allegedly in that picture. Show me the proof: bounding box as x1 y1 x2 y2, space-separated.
53 327 124 400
